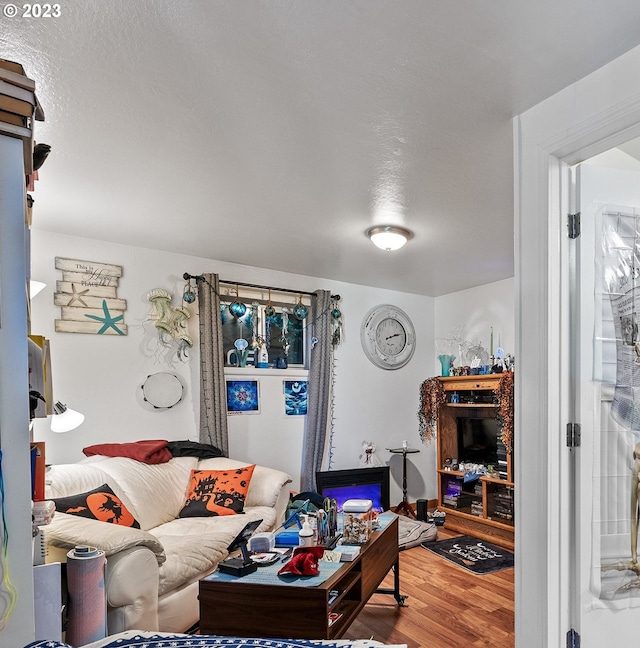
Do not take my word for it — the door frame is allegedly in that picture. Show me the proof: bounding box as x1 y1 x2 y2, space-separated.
514 45 640 648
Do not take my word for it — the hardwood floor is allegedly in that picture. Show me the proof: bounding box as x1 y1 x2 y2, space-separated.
342 528 515 648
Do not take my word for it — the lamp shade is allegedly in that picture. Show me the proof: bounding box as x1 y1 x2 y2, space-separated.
29 280 46 298
51 401 85 433
367 226 413 251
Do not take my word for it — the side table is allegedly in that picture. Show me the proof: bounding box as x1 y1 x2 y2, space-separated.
387 447 420 518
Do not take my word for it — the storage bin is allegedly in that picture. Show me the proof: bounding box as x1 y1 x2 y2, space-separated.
342 498 373 544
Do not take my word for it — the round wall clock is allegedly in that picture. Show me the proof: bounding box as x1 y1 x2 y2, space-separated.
360 304 416 370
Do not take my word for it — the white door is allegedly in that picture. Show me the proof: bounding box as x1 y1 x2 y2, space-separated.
573 159 640 645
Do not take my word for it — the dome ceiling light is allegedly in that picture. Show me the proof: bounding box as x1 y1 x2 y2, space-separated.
366 225 413 251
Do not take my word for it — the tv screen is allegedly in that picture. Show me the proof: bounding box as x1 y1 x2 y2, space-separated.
457 417 499 466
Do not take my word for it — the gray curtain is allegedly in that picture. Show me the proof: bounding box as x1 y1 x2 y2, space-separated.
300 290 333 491
198 273 229 456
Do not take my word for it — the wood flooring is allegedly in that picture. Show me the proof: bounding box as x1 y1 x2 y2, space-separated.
342 527 515 648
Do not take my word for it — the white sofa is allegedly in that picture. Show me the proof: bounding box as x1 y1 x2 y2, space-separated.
43 456 292 635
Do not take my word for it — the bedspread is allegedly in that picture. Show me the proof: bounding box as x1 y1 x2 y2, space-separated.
24 631 408 648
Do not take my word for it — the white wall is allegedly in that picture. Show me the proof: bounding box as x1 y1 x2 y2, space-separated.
30 230 436 505
434 278 515 374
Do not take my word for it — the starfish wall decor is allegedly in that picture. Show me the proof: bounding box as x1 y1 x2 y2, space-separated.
84 300 126 335
54 257 128 335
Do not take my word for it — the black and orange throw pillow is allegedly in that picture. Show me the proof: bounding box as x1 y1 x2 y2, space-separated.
179 465 256 518
52 484 140 528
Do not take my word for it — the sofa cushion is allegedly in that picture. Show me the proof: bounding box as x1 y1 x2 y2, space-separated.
52 484 140 528
86 456 198 530
178 465 256 517
45 463 140 523
45 463 120 499
44 512 166 563
152 507 276 595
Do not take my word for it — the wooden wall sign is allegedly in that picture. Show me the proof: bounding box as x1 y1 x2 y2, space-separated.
54 257 127 335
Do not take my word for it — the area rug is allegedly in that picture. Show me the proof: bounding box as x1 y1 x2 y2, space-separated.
421 534 514 574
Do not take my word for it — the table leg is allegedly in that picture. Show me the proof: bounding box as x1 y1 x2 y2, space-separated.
393 500 416 518
392 449 417 518
402 450 408 501
375 559 408 606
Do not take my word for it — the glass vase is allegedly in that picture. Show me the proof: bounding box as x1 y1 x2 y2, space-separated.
438 354 455 377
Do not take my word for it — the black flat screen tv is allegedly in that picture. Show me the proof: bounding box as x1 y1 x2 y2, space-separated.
315 466 390 513
457 417 499 466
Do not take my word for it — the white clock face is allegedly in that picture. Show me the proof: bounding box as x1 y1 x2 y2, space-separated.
375 317 407 356
361 305 416 370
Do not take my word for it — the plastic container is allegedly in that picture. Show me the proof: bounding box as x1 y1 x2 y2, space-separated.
298 514 315 547
342 499 373 544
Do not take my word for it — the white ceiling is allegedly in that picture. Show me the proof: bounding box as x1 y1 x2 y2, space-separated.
5 1 640 296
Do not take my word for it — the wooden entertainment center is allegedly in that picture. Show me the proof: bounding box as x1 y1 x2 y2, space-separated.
435 374 514 550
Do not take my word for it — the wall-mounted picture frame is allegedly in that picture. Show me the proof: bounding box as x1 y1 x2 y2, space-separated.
226 379 260 415
54 257 128 335
283 380 308 416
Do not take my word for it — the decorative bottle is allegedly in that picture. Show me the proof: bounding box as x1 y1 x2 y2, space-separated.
298 515 315 547
256 342 269 369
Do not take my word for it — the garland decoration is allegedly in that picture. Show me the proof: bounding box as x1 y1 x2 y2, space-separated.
418 377 446 444
494 371 514 453
325 353 338 470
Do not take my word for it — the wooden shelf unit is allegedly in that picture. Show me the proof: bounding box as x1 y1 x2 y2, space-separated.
435 374 514 551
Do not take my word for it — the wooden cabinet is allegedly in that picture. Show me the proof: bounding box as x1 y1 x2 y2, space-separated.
435 374 514 551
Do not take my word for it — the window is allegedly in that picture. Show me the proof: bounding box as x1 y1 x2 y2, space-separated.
221 302 307 367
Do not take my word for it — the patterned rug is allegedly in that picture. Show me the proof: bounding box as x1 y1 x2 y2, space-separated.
421 534 514 574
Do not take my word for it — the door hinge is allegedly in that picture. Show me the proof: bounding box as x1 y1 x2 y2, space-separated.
567 628 580 648
568 212 581 239
567 422 581 448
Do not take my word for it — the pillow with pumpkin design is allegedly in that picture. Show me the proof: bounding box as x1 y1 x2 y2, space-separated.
179 464 256 517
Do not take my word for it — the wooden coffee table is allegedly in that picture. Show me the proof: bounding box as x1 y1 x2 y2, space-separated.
199 515 405 639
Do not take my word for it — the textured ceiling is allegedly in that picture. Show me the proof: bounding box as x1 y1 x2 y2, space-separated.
4 1 640 296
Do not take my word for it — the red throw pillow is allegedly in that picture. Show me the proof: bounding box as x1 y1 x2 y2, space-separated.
179 465 256 517
52 484 140 528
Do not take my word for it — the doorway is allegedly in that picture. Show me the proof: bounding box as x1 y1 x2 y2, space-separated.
515 44 640 648
569 150 640 645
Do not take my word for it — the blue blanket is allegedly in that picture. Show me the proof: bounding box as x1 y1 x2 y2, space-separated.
25 636 346 648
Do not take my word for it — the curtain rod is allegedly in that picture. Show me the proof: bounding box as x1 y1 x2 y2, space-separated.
183 273 340 301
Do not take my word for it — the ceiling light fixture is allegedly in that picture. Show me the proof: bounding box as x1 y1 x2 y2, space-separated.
366 226 413 251
51 401 85 433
